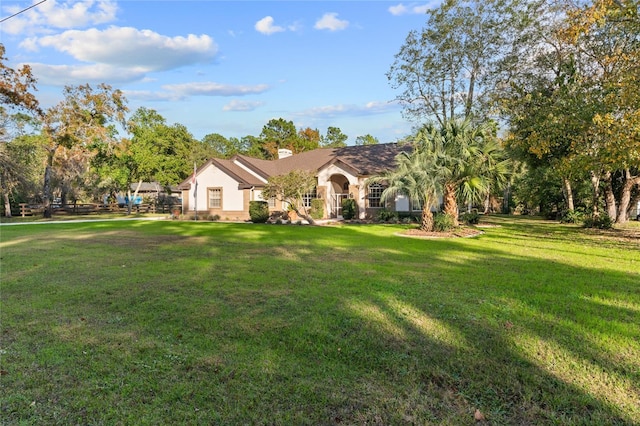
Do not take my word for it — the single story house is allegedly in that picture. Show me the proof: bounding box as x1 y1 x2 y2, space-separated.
178 143 422 221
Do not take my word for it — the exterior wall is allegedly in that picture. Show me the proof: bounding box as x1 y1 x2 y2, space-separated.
181 189 190 212
254 189 286 215
183 164 247 220
359 180 409 219
395 194 410 212
317 164 360 219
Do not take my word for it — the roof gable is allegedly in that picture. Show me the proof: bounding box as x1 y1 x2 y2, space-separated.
181 142 409 189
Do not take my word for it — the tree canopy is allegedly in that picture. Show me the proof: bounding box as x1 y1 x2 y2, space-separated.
262 169 318 225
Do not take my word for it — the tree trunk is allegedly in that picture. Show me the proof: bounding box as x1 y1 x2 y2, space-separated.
602 171 617 220
628 193 640 220
43 149 55 218
483 184 491 214
443 182 459 226
3 192 12 217
561 177 574 212
421 205 434 232
589 171 600 217
298 212 316 225
127 180 144 215
465 67 476 119
502 183 511 214
293 205 315 225
616 169 640 224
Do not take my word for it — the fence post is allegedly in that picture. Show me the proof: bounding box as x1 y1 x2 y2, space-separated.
19 203 27 217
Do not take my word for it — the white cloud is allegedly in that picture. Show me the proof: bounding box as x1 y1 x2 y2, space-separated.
122 90 182 102
1 0 118 35
26 62 145 86
255 16 285 35
287 21 303 32
162 82 270 97
25 26 217 72
124 83 269 103
388 4 409 16
388 2 440 16
223 100 265 112
314 13 349 31
297 101 399 118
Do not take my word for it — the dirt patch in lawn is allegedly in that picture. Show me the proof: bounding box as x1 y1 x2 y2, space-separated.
398 226 484 239
583 226 640 248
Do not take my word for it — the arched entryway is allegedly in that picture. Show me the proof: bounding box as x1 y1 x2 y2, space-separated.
327 173 353 218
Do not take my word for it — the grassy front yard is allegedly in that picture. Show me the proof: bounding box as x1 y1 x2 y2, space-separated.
1 216 638 424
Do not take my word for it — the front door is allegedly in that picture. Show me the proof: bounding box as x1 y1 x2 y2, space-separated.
333 193 351 218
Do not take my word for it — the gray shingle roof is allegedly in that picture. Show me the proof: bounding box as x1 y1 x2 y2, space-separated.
332 143 411 175
179 142 409 189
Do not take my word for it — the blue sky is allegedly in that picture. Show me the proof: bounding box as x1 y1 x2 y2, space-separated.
1 0 440 144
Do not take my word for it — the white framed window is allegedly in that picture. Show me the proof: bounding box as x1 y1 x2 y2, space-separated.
258 191 276 208
208 188 222 208
411 197 422 211
368 183 385 208
302 188 317 208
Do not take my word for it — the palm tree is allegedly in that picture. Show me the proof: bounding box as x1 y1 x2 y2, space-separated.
473 137 512 213
437 119 498 225
369 126 448 231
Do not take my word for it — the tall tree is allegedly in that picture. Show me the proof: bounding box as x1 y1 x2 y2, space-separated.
259 118 300 159
0 123 44 216
355 134 379 146
242 135 266 159
388 0 537 125
201 133 235 158
1 44 42 216
562 0 640 223
200 133 248 159
501 57 590 215
502 0 640 222
40 84 127 217
89 135 134 208
321 126 348 148
0 44 40 116
297 127 321 152
125 107 198 209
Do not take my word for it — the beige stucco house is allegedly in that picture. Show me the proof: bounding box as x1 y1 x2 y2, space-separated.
178 143 419 221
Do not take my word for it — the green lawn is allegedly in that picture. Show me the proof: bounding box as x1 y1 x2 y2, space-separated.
1 216 639 425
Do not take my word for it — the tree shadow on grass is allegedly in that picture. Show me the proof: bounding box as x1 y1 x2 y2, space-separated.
165 220 639 423
2 219 639 424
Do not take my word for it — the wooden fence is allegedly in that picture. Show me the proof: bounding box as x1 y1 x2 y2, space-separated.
15 203 182 218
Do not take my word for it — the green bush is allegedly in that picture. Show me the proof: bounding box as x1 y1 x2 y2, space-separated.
461 210 480 225
376 209 397 222
310 199 325 220
398 212 419 223
341 198 358 220
249 201 269 223
561 209 585 224
583 214 613 229
433 213 455 232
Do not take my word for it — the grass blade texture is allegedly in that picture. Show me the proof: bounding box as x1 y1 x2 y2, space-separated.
1 216 638 424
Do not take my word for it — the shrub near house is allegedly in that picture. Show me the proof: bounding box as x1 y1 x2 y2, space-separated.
249 201 269 223
179 144 421 221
